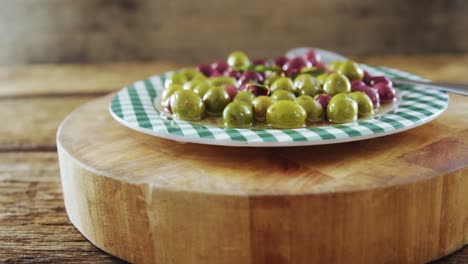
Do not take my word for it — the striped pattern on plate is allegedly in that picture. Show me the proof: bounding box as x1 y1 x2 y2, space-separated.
109 65 448 147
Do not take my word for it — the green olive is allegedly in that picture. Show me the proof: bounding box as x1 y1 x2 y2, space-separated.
209 76 236 87
192 73 208 83
329 61 343 71
323 73 351 96
295 95 324 122
161 84 183 106
193 82 214 98
252 96 274 121
270 90 296 101
316 73 328 84
327 93 358 124
180 68 201 81
183 81 196 91
300 66 319 73
348 92 374 117
294 73 321 96
337 60 364 81
266 101 307 129
234 91 255 105
270 77 295 93
265 73 280 86
227 51 250 70
222 101 253 128
183 79 208 91
170 90 205 121
202 86 231 116
164 72 187 89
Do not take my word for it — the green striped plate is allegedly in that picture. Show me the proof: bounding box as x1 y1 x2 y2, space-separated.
109 65 448 147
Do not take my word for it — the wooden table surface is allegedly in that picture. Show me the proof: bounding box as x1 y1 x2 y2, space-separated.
0 55 466 263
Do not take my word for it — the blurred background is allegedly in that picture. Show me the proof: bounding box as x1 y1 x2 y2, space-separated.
1 0 467 65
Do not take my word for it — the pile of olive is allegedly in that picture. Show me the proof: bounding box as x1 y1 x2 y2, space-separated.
158 50 396 129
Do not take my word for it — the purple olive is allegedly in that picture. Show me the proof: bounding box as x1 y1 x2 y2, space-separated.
303 50 322 64
240 83 270 96
374 82 396 104
283 57 312 76
211 60 229 74
253 58 269 66
351 80 367 91
371 76 393 87
197 64 213 77
273 56 289 68
164 96 173 113
315 94 332 109
224 69 242 79
313 62 327 70
223 84 239 99
238 70 264 86
259 71 266 81
363 71 373 85
352 85 380 108
210 71 224 77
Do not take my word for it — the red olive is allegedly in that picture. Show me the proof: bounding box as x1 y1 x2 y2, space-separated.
374 82 396 104
313 62 327 70
240 83 270 96
273 56 289 68
211 60 229 74
238 70 264 86
165 96 173 113
253 58 269 66
197 64 213 77
352 85 380 108
363 71 374 85
223 84 239 99
315 94 332 109
371 76 393 87
351 80 367 91
303 50 322 64
224 69 242 79
283 57 312 76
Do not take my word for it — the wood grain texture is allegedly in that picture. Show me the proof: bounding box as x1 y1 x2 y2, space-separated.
1 0 468 65
0 152 125 263
0 62 180 97
57 93 468 264
0 152 465 263
0 97 93 151
0 152 243 264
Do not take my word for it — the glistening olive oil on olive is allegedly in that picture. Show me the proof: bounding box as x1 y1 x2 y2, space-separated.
155 92 400 129
156 50 399 129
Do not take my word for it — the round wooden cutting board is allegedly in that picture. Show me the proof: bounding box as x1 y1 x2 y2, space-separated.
57 94 467 264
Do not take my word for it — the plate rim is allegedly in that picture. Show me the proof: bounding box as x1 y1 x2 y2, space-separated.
109 100 448 147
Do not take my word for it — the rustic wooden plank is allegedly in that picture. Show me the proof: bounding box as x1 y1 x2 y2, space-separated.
0 97 94 151
0 62 180 97
0 1 467 65
0 152 125 263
